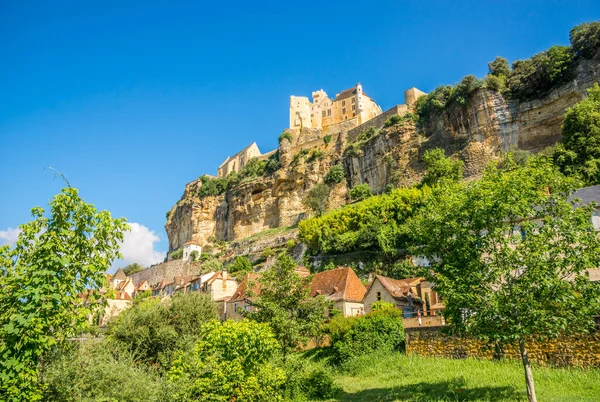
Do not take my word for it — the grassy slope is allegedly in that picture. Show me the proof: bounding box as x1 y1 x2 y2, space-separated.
322 352 600 402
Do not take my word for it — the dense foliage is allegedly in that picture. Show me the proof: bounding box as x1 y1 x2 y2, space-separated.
406 158 600 402
554 83 600 184
0 188 127 401
302 183 330 216
245 254 328 359
107 292 218 367
347 183 372 201
299 186 429 255
123 262 144 276
570 21 600 59
228 255 253 277
420 147 464 186
324 164 345 185
326 306 405 365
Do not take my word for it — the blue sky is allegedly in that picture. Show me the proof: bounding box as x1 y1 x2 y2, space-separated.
1 0 598 271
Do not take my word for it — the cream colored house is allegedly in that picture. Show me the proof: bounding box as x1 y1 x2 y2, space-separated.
363 275 428 317
217 142 263 178
309 267 367 317
289 83 382 130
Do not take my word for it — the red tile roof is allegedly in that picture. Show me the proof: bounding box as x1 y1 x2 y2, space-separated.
310 267 366 303
375 275 425 302
228 273 261 303
295 266 311 278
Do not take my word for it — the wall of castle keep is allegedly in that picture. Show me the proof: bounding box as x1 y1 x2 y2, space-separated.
405 326 600 368
347 105 408 142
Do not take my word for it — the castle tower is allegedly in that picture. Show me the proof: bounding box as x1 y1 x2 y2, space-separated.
356 83 365 124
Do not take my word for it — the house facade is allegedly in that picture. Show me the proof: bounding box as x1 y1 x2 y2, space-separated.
363 275 427 317
217 142 263 178
309 267 367 317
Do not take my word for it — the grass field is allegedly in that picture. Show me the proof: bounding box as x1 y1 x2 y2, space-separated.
320 351 600 402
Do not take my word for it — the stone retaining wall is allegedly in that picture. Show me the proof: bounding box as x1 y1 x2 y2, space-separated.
406 326 600 368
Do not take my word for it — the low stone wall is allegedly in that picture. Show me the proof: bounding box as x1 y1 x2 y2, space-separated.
406 326 600 368
404 315 445 329
347 105 408 142
129 260 202 286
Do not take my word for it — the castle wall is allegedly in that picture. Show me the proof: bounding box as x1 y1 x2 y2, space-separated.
129 259 203 286
347 105 408 142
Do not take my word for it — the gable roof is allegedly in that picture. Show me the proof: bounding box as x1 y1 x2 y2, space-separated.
310 267 366 303
571 185 600 206
228 272 261 303
374 275 425 302
335 85 371 102
218 142 260 169
112 268 127 281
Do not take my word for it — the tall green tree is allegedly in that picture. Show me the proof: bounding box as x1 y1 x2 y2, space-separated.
0 188 127 401
407 159 600 402
554 83 600 184
245 254 327 360
420 147 464 187
302 183 330 217
123 262 144 276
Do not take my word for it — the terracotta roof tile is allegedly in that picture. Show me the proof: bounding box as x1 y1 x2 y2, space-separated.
229 273 261 303
310 267 366 303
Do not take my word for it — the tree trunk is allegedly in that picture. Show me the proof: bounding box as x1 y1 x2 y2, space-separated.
519 339 537 402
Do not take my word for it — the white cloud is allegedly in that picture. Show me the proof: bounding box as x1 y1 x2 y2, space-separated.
0 227 21 246
112 223 166 271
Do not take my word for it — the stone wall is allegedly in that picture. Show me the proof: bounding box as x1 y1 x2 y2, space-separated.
129 260 203 286
406 326 600 368
347 105 408 143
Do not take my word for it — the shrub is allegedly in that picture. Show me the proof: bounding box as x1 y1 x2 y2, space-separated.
324 164 345 185
323 134 332 145
554 83 600 184
302 183 330 216
229 255 253 276
292 148 310 165
507 45 574 101
488 56 511 77
484 74 506 92
330 308 405 365
286 239 296 249
43 341 167 402
238 157 267 179
421 147 464 186
107 293 218 367
264 151 281 175
281 355 338 401
123 262 144 276
348 183 372 201
308 149 325 162
165 210 171 219
261 247 276 260
384 114 403 127
170 248 183 260
168 320 286 402
197 175 229 197
279 130 293 143
570 21 600 59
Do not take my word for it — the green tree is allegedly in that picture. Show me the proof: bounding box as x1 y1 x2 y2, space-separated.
108 292 217 367
570 20 600 59
168 320 286 402
123 262 144 276
407 160 600 402
324 164 345 185
348 183 372 201
421 147 464 186
245 254 327 360
302 183 330 216
0 188 127 401
554 83 600 184
229 255 253 277
488 56 511 77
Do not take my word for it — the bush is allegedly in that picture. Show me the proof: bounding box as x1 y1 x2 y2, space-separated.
308 149 325 162
507 45 574 101
302 183 330 216
348 184 372 201
570 21 600 59
488 56 511 77
229 255 253 276
168 320 286 402
324 164 345 185
484 74 506 92
281 355 338 401
197 175 229 197
330 308 405 365
107 293 218 367
279 130 293 143
123 263 144 276
384 114 403 127
421 148 464 186
323 135 332 145
554 83 600 184
261 247 276 260
43 341 167 402
264 151 281 175
170 248 183 260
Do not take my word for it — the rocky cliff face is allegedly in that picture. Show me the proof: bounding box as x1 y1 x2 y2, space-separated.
166 53 600 251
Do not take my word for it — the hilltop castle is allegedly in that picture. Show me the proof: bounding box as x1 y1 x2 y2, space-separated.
289 83 382 130
215 84 426 178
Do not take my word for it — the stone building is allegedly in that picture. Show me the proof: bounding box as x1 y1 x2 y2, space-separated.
289 83 382 131
182 241 202 261
217 142 263 178
309 267 366 317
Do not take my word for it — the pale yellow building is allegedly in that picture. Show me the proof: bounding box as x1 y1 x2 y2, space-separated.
217 142 263 178
289 83 383 131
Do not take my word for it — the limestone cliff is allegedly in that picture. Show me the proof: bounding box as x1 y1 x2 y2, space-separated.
166 52 600 251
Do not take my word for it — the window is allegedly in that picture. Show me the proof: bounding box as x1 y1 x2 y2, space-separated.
352 104 355 111
353 112 356 117
234 303 239 312
342 108 346 114
352 97 355 103
344 116 347 120
327 109 331 116
322 110 326 117
377 291 381 301
342 100 346 106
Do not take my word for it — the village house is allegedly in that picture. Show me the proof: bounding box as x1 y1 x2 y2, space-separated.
217 142 263 178
182 241 202 261
133 280 151 297
363 275 427 316
309 267 367 317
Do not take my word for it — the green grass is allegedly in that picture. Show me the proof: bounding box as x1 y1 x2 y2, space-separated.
317 351 600 402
